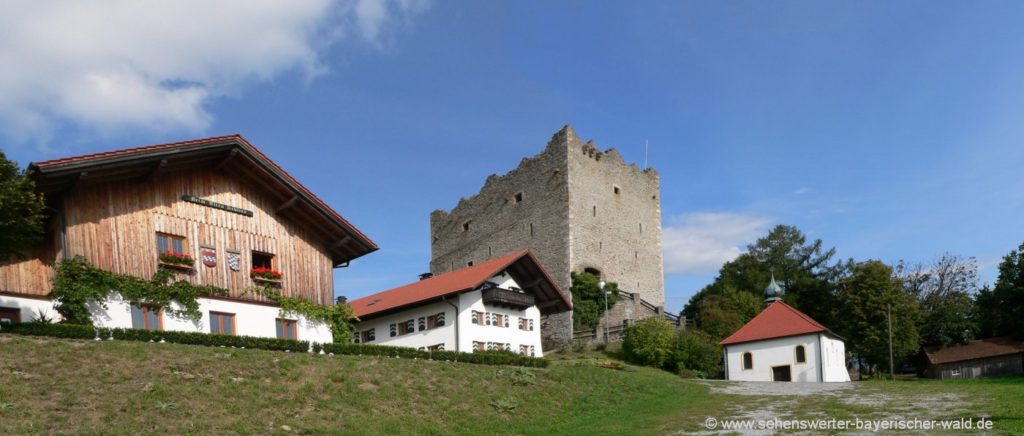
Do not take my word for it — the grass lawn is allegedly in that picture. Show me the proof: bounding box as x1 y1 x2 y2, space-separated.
1 334 1022 434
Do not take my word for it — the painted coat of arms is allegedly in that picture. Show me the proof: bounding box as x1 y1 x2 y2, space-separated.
201 249 217 267
227 252 241 271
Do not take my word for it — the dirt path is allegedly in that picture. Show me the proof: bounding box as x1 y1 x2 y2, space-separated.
681 380 977 435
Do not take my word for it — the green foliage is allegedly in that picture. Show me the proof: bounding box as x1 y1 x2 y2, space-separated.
247 285 356 343
684 225 843 333
980 242 1024 340
899 254 979 346
320 343 549 367
693 286 761 341
489 398 518 413
570 271 620 328
832 260 921 370
50 256 227 324
622 317 676 367
666 330 722 378
0 151 45 261
2 322 311 352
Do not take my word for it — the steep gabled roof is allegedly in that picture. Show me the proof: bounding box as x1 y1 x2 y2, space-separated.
350 250 571 320
28 135 377 265
923 337 1024 365
720 300 832 346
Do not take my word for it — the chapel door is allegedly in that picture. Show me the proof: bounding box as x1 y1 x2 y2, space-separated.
771 365 792 382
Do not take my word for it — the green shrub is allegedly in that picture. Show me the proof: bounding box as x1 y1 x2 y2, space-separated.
320 343 549 368
622 317 676 368
666 329 722 378
2 322 309 353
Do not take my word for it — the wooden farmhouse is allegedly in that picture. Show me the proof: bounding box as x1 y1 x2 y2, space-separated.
0 135 376 342
720 277 851 382
920 337 1024 380
348 250 571 357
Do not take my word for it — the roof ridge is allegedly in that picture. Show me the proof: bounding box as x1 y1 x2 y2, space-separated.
31 134 242 167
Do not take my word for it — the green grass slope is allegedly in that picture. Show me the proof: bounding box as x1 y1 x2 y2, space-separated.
0 335 719 435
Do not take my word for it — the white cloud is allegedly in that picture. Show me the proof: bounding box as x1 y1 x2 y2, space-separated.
793 187 811 195
662 212 772 275
0 0 429 144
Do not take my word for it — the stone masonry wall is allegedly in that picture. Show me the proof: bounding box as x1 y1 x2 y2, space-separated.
430 130 574 348
429 125 666 349
566 131 665 307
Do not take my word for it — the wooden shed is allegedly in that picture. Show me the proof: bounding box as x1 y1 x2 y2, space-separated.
921 337 1024 380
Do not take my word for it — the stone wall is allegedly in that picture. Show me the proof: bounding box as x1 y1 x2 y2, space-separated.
429 125 666 349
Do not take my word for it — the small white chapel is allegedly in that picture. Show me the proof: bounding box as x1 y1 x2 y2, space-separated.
720 277 851 382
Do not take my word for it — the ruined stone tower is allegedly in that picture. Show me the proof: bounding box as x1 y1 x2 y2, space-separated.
429 125 665 347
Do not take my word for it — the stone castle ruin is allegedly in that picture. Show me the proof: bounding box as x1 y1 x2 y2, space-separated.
430 125 668 347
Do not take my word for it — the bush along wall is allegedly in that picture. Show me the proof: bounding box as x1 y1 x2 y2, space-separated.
1 322 309 353
1 323 550 367
320 343 549 368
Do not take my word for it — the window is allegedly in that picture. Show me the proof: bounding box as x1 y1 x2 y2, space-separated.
156 232 186 256
518 317 529 331
471 311 485 325
391 319 414 336
584 267 602 278
473 341 486 352
795 345 806 364
252 251 275 270
131 305 163 331
209 312 235 335
487 342 510 351
426 313 445 329
519 345 536 357
513 192 523 203
427 344 444 352
462 221 471 232
742 352 753 370
467 261 474 267
613 186 620 195
492 313 507 328
951 368 962 377
276 318 298 340
0 307 20 325
592 205 596 217
359 329 375 343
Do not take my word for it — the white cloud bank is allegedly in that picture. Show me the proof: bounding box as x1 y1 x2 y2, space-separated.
0 0 429 144
662 212 772 275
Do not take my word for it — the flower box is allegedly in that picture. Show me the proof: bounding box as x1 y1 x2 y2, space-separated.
158 250 194 270
251 267 283 284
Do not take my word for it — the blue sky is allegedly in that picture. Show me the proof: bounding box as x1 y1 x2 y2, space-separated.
3 1 1023 313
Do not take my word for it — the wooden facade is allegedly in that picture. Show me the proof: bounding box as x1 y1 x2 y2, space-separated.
0 136 376 306
924 354 1024 380
920 337 1024 380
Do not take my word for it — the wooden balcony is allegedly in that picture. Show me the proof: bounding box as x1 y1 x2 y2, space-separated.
482 287 535 310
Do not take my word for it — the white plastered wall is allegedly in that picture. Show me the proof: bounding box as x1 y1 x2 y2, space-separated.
725 334 821 382
0 292 332 344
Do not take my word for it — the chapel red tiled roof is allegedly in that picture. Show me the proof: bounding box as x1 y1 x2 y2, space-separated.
923 337 1024 365
719 300 830 346
30 134 377 250
350 250 570 319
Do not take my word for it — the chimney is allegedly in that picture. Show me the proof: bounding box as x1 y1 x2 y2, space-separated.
418 272 433 281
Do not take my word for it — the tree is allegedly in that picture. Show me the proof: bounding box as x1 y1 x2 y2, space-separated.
666 329 723 378
0 151 45 260
982 242 1024 339
622 317 676 368
693 286 761 341
832 260 921 372
902 254 979 346
684 225 843 330
570 271 620 329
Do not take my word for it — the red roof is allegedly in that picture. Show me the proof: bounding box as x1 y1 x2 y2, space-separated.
719 301 830 346
923 337 1024 365
29 134 377 252
350 250 571 319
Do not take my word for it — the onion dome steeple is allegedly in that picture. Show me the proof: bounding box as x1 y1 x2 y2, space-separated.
764 273 784 305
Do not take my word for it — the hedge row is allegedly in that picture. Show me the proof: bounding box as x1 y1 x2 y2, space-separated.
1 323 550 367
318 343 549 368
1 322 309 352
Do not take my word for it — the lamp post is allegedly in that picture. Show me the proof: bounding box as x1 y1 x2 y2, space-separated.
599 280 608 343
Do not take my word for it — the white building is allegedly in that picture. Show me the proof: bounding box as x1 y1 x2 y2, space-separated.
348 250 572 357
720 277 850 382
